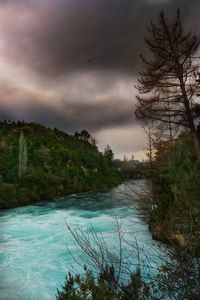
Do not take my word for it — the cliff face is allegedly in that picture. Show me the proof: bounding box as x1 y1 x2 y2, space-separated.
0 122 121 209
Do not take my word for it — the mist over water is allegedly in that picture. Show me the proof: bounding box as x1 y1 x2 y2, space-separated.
0 181 160 300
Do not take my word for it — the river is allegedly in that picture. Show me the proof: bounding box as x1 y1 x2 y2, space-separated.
0 181 162 300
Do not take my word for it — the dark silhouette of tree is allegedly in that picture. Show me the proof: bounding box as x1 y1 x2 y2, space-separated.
74 130 91 142
90 136 98 150
104 145 114 162
74 131 80 139
135 10 200 160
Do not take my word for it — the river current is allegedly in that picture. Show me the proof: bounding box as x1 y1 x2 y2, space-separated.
0 181 161 300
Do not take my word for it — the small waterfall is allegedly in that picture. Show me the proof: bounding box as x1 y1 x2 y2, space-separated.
18 131 28 177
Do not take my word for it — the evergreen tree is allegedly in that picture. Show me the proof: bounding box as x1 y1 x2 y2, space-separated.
135 10 200 160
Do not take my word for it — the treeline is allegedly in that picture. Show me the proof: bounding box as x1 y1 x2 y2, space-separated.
0 121 122 209
113 157 145 179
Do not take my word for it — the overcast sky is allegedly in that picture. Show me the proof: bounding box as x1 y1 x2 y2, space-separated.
0 0 199 159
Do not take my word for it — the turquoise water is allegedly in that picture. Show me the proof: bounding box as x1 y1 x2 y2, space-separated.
0 181 161 300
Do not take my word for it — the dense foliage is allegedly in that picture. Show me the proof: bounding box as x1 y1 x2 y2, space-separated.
0 121 121 209
57 265 151 300
147 132 200 255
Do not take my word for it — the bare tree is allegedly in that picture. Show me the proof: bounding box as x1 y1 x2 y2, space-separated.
135 10 200 161
57 220 200 299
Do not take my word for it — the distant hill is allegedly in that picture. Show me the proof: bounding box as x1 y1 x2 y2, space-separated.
0 121 122 209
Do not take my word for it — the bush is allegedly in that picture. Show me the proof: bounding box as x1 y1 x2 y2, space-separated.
147 135 200 254
57 265 150 300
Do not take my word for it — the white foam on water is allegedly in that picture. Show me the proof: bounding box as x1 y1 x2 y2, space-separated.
0 181 162 300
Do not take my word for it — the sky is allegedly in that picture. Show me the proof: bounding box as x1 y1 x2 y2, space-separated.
0 0 199 159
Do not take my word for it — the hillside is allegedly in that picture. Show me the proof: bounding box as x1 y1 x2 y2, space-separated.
0 121 121 209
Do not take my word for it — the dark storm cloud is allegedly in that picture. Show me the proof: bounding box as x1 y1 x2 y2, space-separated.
1 0 200 77
0 0 199 157
38 101 134 132
0 98 134 133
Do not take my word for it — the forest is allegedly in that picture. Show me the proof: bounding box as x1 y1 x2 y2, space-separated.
0 121 122 209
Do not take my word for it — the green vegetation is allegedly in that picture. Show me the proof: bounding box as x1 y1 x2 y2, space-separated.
147 131 200 255
118 158 144 179
56 240 200 300
0 121 122 209
56 9 200 300
134 9 200 255
57 266 151 300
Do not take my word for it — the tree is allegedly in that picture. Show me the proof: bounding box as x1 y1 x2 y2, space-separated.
57 222 200 299
75 130 91 142
135 10 200 160
104 145 114 162
90 136 98 150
